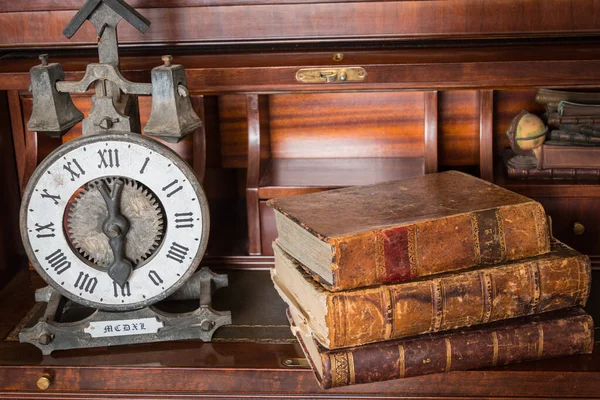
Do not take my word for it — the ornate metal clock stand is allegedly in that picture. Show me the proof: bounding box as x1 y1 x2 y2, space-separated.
19 0 231 355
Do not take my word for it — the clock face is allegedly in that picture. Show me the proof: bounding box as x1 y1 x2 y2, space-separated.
20 132 209 311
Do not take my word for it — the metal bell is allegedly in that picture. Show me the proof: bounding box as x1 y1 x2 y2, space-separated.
144 55 202 143
27 55 84 138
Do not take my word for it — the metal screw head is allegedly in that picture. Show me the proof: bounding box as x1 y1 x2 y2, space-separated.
38 333 52 345
99 118 114 130
339 72 347 82
200 320 215 332
332 53 344 62
162 55 173 67
39 54 49 66
283 359 293 366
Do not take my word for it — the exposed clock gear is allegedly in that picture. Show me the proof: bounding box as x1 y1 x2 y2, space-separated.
67 177 165 268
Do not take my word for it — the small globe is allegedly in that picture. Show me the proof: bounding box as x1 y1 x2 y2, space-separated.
505 110 548 169
515 112 547 151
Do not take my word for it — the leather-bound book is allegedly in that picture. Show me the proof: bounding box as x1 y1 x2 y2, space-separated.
537 143 600 169
546 112 600 128
268 171 550 291
272 240 590 349
508 166 600 179
288 306 594 389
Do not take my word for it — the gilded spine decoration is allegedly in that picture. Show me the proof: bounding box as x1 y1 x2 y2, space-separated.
330 352 350 387
533 203 550 250
491 331 499 366
537 325 544 359
530 262 541 314
398 344 406 378
431 280 443 332
494 209 507 261
407 225 418 277
480 271 493 324
374 230 386 283
444 338 452 372
470 213 482 264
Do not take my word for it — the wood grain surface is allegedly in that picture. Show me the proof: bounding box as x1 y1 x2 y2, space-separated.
1 0 600 48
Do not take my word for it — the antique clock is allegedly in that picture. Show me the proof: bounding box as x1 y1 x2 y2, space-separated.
18 0 231 355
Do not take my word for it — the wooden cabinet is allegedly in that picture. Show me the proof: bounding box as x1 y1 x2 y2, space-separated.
2 1 600 398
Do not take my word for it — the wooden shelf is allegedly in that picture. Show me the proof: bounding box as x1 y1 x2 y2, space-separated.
2 269 600 398
258 157 425 199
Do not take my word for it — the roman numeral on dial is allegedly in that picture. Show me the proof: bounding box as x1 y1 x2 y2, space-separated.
63 158 85 181
166 242 189 263
35 222 55 238
74 272 98 294
162 179 183 198
148 270 164 286
113 282 132 297
41 189 61 205
45 249 71 275
97 149 120 168
175 212 194 229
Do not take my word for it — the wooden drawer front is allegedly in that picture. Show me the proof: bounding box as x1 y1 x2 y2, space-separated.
538 197 600 257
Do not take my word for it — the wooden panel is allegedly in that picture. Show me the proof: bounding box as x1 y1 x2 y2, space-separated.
219 95 248 169
2 1 600 48
246 94 270 255
6 46 600 93
423 91 438 173
438 90 479 167
479 90 494 182
269 92 425 159
0 92 22 289
493 89 546 155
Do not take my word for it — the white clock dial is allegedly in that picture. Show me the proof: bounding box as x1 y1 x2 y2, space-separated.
20 132 210 311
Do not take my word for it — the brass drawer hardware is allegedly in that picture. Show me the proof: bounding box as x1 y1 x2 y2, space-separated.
36 374 52 390
573 222 586 236
282 358 310 368
296 67 367 83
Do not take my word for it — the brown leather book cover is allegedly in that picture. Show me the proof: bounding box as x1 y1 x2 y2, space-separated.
546 112 600 128
507 166 600 180
288 307 594 389
272 240 590 349
537 143 600 169
268 171 551 291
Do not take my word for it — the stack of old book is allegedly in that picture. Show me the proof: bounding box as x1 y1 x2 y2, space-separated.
268 171 593 389
514 88 600 179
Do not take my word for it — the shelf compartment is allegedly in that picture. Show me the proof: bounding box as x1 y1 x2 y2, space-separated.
258 157 425 199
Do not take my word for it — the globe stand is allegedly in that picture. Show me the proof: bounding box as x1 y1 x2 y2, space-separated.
19 268 231 355
507 154 538 169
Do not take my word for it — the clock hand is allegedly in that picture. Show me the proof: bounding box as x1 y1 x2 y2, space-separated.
98 180 133 288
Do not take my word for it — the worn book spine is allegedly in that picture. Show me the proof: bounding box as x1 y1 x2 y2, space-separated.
558 101 600 117
507 166 600 179
547 112 600 128
561 124 600 138
291 308 594 389
536 143 600 170
549 130 600 145
325 201 550 291
275 241 591 349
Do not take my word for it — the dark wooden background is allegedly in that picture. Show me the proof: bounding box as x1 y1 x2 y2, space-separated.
1 0 600 397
